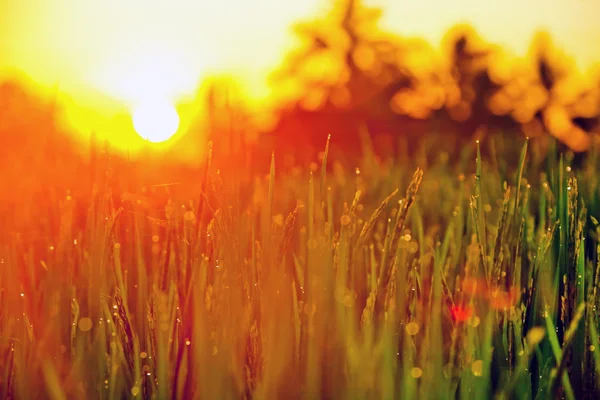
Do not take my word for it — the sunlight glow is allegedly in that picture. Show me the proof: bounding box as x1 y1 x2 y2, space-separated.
1 0 599 153
132 100 180 143
1 0 598 107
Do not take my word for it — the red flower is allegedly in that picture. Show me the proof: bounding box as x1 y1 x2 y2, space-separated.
450 305 472 322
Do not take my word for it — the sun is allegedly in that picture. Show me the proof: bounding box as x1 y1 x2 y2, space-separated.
132 99 180 143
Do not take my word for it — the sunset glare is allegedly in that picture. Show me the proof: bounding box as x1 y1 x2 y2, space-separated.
3 0 600 398
132 100 180 143
2 0 599 112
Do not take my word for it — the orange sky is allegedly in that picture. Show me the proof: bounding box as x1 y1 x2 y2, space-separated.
1 0 599 139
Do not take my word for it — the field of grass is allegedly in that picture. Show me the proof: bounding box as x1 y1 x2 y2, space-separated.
1 133 600 399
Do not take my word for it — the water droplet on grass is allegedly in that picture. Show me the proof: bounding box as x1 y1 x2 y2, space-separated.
340 215 351 226
471 360 483 376
411 367 422 378
406 322 419 336
78 318 93 332
184 211 195 221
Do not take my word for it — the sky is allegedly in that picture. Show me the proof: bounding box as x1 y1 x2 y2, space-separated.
1 0 599 113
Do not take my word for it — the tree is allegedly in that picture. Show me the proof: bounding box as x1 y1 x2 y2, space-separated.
488 32 597 151
270 0 410 112
440 25 503 127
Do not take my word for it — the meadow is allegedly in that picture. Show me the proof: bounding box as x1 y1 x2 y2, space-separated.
1 1 600 397
1 130 599 399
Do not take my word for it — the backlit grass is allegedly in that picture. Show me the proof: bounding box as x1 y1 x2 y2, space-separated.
1 135 599 399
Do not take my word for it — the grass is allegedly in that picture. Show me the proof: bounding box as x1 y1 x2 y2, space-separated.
1 133 600 399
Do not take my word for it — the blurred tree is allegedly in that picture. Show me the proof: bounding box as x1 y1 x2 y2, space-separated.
267 2 599 157
270 0 411 112
268 0 440 162
361 37 442 120
536 34 599 151
487 32 598 151
434 24 519 140
444 25 493 122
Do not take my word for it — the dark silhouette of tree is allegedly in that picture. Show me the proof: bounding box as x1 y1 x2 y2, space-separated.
266 0 424 162
270 0 412 112
266 3 599 157
487 32 599 151
447 26 491 119
526 32 595 151
538 34 599 151
436 24 515 139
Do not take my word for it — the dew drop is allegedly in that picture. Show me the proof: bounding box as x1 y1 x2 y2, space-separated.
78 318 93 332
411 367 423 379
471 360 483 377
406 322 420 336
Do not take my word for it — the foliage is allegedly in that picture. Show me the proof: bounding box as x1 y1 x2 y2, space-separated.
270 0 600 151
